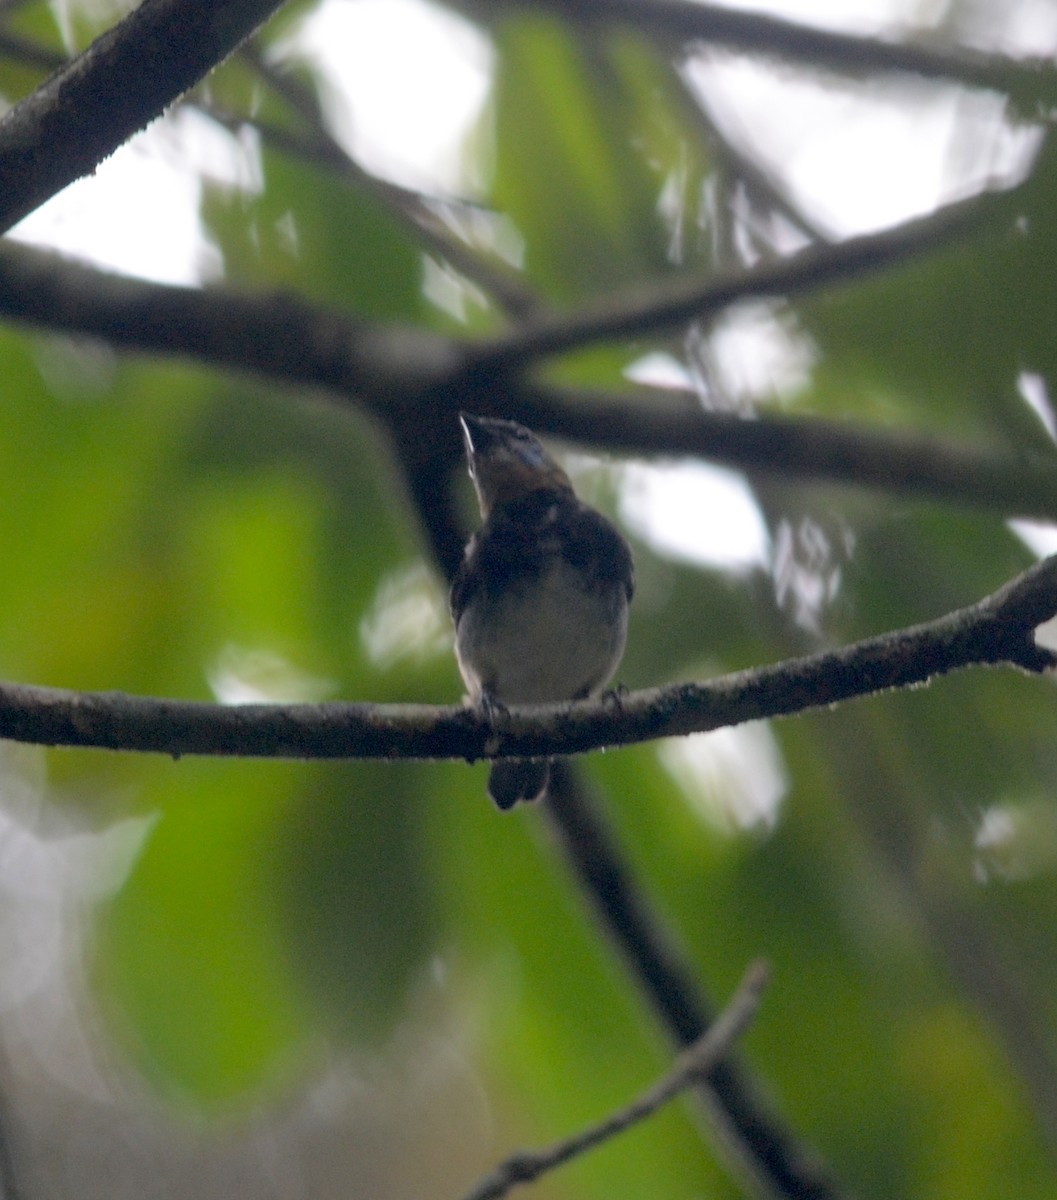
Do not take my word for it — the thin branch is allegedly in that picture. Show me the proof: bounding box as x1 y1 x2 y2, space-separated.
507 0 1057 110
4 241 1057 522
0 23 532 319
545 768 838 1198
0 554 1052 760
238 41 540 320
0 30 65 73
471 190 999 370
461 961 770 1200
667 59 830 245
0 0 292 235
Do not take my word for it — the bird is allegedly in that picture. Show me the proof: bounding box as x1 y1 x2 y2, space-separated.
451 413 634 809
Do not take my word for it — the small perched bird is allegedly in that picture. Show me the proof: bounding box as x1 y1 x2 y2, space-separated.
451 413 634 809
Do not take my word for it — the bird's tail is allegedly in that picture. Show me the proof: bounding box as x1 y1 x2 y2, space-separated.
488 759 550 809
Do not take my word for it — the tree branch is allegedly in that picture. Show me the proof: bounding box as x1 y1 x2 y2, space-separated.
237 42 541 320
0 554 1052 760
515 384 1057 520
461 960 769 1200
509 0 1057 109
544 769 840 1198
471 190 998 370
4 240 1057 521
0 240 459 414
0 0 292 235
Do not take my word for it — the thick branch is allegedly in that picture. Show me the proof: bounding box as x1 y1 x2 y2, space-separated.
0 0 291 235
516 385 1057 520
0 555 1052 760
0 240 457 411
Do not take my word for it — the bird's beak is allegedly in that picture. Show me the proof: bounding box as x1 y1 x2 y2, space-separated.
458 412 478 459
460 413 504 465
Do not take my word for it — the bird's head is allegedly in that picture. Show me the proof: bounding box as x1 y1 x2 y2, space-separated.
459 413 573 518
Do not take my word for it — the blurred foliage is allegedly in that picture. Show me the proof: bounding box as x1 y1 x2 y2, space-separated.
1 0 1057 1198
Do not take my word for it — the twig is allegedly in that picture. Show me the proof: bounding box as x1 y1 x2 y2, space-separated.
0 0 292 235
545 767 838 1197
509 0 1057 110
238 42 539 319
472 189 1000 370
0 554 1052 759
0 30 65 73
461 961 770 1200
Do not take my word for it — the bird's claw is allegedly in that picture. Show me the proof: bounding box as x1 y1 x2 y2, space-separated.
477 692 509 729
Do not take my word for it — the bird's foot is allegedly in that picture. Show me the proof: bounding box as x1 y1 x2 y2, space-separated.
476 691 509 729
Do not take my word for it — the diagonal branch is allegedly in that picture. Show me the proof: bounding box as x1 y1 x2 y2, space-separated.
237 42 541 319
470 190 998 370
0 0 292 235
0 554 1052 760
407 414 846 1200
544 769 839 1198
0 240 459 413
461 960 769 1200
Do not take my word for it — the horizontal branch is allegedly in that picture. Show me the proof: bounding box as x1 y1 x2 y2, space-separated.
517 385 1057 521
0 556 1053 762
0 240 458 412
0 0 291 235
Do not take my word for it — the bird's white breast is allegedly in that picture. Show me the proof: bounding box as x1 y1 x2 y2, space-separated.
456 556 628 705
